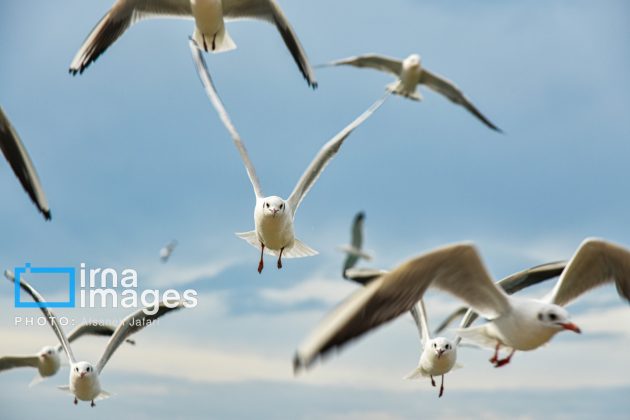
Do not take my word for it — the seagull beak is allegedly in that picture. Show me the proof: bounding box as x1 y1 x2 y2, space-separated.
560 322 581 334
436 349 445 359
79 372 86 378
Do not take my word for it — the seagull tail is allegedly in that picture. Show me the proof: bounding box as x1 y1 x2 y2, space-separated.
386 82 421 101
283 238 318 259
403 366 425 380
192 26 236 53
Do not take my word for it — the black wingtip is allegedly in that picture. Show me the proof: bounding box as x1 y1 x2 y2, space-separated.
292 355 302 376
43 210 52 221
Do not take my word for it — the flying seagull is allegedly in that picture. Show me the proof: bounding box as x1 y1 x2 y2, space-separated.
9 276 185 407
69 0 317 88
0 106 51 220
190 38 388 273
338 212 372 278
320 53 501 132
293 239 630 371
433 261 567 336
405 300 459 398
160 240 179 263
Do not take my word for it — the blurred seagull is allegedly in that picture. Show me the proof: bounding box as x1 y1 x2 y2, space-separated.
338 212 372 278
9 276 185 407
190 39 388 273
0 106 51 220
160 240 178 263
69 0 317 88
319 53 501 132
293 239 630 371
405 300 459 398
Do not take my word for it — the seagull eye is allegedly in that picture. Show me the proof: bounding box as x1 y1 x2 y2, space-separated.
87 366 91 372
280 204 284 209
537 313 544 321
446 344 450 350
265 203 270 208
549 313 557 321
433 343 437 348
75 367 79 372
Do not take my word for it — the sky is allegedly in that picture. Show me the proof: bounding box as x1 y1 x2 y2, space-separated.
1 0 629 418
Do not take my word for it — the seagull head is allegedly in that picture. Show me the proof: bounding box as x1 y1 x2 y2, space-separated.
406 54 422 67
262 196 286 218
536 304 581 334
73 362 96 380
38 346 57 360
430 337 455 359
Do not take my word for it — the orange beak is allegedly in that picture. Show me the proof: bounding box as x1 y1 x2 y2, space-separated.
560 322 581 334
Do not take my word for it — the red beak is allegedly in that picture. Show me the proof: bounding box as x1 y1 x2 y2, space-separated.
560 322 581 334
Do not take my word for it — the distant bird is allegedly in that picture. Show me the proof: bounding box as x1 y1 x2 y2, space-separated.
190 39 388 273
338 212 372 278
0 106 51 220
160 240 178 263
9 276 185 407
433 261 567 336
69 0 317 88
320 53 501 132
405 300 458 398
293 239 630 371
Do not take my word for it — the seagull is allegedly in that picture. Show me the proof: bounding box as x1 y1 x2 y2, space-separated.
405 300 458 398
160 240 179 263
293 239 630 371
190 38 388 273
69 0 317 88
433 261 567 336
9 276 185 407
0 106 51 220
338 212 372 278
320 53 501 132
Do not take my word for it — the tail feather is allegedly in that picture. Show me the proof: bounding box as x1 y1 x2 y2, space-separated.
283 238 318 259
403 366 426 380
193 27 236 53
386 81 421 101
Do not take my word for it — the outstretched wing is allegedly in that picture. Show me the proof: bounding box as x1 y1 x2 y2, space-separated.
96 301 185 374
287 94 389 216
69 0 192 74
409 300 431 346
419 69 501 132
547 238 630 307
189 38 263 198
58 323 136 354
321 54 402 77
0 107 51 220
223 0 316 88
0 356 39 372
5 271 75 364
293 243 508 371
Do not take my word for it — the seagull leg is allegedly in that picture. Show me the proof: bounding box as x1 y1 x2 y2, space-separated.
430 376 436 387
74 397 78 405
439 375 444 398
91 400 95 407
258 244 265 274
495 349 516 368
212 33 217 51
489 342 500 365
277 248 284 269
202 35 208 52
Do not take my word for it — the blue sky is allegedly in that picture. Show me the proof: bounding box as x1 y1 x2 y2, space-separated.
1 0 629 418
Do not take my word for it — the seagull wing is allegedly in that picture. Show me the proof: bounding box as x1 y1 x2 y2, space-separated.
322 54 402 77
419 69 501 132
58 323 135 353
189 38 263 198
350 212 365 250
0 356 39 372
0 107 51 220
343 268 387 284
433 307 468 336
547 238 630 307
223 0 316 87
287 94 389 216
293 243 509 371
69 0 192 74
5 272 76 364
96 301 185 374
409 300 431 346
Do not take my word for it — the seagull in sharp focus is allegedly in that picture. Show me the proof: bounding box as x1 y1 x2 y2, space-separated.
69 0 317 88
160 240 179 263
190 39 388 273
405 300 458 398
338 212 372 278
293 239 630 371
9 276 185 407
320 53 501 132
0 106 51 220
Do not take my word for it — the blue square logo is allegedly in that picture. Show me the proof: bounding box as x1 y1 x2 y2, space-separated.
14 263 76 308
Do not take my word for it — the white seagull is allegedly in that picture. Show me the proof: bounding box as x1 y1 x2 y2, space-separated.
69 0 317 88
405 300 458 398
190 39 388 273
0 106 51 220
293 239 630 371
338 212 372 278
160 239 179 263
10 276 185 407
320 53 501 132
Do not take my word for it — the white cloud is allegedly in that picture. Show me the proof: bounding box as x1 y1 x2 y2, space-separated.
259 275 358 306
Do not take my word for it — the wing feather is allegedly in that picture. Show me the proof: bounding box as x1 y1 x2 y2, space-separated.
322 54 402 76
